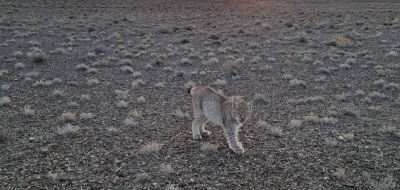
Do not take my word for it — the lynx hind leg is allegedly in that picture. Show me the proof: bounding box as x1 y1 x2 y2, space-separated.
192 115 207 140
223 125 244 154
200 121 211 136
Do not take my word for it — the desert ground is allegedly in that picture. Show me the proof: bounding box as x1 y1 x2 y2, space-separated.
1 0 400 189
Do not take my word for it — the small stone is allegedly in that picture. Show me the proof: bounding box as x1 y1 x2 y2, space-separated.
29 137 36 142
339 136 344 141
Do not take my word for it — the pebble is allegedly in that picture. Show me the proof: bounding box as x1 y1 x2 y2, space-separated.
29 137 36 142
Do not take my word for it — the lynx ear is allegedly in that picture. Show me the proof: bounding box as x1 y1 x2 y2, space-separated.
232 97 239 108
247 100 253 109
247 100 253 112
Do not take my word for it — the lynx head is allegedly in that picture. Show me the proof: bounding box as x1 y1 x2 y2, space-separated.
232 97 253 124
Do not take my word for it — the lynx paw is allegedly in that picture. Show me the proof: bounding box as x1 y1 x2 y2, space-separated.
193 134 202 140
232 147 245 155
201 130 211 136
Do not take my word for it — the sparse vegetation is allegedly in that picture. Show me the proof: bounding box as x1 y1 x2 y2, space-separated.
23 105 35 116
27 49 48 63
200 142 218 155
0 96 11 106
60 112 76 122
333 168 346 180
139 142 161 155
57 124 79 136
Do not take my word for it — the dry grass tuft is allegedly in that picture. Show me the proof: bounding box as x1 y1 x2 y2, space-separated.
129 109 142 118
124 117 136 127
79 113 93 120
303 113 338 124
214 79 227 86
171 109 190 119
385 50 398 58
23 105 35 116
137 96 146 103
0 96 11 106
1 84 10 91
121 65 134 73
52 90 64 97
135 172 150 183
139 142 161 155
289 79 306 87
379 125 396 134
13 51 23 58
57 124 79 136
115 90 129 99
342 133 354 140
60 112 76 122
201 142 218 155
87 79 100 86
165 184 180 190
269 126 283 137
370 174 396 190
14 62 25 69
116 100 128 108
223 60 240 70
76 64 90 71
132 79 145 88
159 163 174 174
333 35 351 47
106 127 119 133
289 120 302 127
27 49 48 63
333 168 346 180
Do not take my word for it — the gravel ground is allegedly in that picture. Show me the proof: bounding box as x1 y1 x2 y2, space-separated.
1 0 400 189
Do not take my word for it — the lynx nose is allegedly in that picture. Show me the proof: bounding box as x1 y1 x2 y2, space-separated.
240 118 245 123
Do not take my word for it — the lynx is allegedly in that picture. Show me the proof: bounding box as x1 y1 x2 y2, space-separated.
189 86 252 154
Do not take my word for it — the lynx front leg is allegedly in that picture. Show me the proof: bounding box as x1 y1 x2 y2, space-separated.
200 121 211 137
192 115 207 140
223 125 244 154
